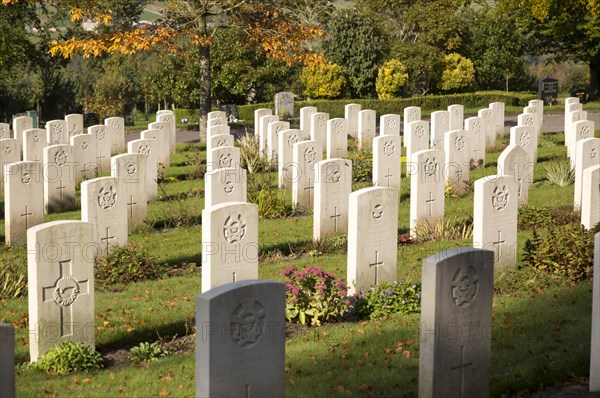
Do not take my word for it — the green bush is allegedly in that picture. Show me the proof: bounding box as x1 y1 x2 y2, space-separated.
0 246 27 300
128 342 169 364
237 134 270 173
283 266 350 326
440 53 475 92
354 281 421 319
518 205 579 230
376 59 408 99
33 342 104 375
247 173 294 219
412 217 473 243
523 224 599 283
96 243 165 285
300 62 347 99
346 141 372 183
545 161 575 186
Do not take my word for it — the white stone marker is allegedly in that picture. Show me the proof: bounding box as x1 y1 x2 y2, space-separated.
409 149 445 237
28 220 96 362
205 167 247 209
518 112 540 162
65 113 84 139
5 161 43 245
12 116 32 152
267 121 290 162
292 140 322 210
406 120 430 163
299 106 317 135
89 124 111 173
275 91 294 119
497 144 532 207
566 109 586 155
23 128 47 163
444 130 471 193
278 129 305 189
157 112 177 154
582 166 600 230
148 120 172 164
70 133 98 185
347 187 399 295
111 153 148 227
572 120 596 167
207 134 234 158
490 102 505 136
105 117 125 155
208 146 241 173
419 247 494 398
403 106 421 148
196 280 285 398
478 108 495 147
327 118 348 159
448 104 464 131
0 123 10 139
128 138 158 202
310 112 328 147
465 116 485 167
0 139 20 197
565 101 582 149
207 118 227 129
509 125 537 166
43 144 75 213
254 108 272 138
207 125 231 139
313 158 352 241
380 114 401 136
591 232 600 392
358 109 376 149
208 110 227 122
81 176 127 255
473 175 518 270
0 323 15 398
259 115 278 156
373 135 401 189
575 138 600 210
524 105 542 138
46 119 68 145
201 202 258 292
430 110 449 150
142 127 170 168
345 103 361 139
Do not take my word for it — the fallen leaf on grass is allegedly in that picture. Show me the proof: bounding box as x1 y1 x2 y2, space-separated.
159 390 169 396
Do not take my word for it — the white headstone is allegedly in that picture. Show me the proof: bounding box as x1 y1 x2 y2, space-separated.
347 187 399 295
278 129 306 189
0 123 10 139
490 102 505 136
205 167 247 209
254 108 272 138
345 103 361 139
510 125 537 165
81 177 127 255
373 135 401 189
565 97 580 107
89 124 111 173
572 120 596 167
128 139 158 202
575 138 600 210
582 166 600 230
259 115 278 156
310 112 329 147
292 140 322 210
27 220 96 362
403 106 421 149
104 117 125 155
380 114 401 136
12 116 32 153
566 109 586 154
148 121 172 166
326 118 348 159
497 144 532 207
70 133 98 185
299 106 317 135
478 108 495 147
23 128 47 163
448 104 464 131
406 120 430 163
409 149 445 237
208 111 227 122
430 110 449 150
313 158 352 241
473 175 518 270
46 120 68 145
524 104 542 138
0 323 15 398
156 112 177 154
208 146 241 173
518 112 540 162
0 139 20 198
275 91 294 119
465 117 485 166
65 113 84 138
444 130 471 193
267 121 290 162
43 144 75 213
201 202 259 292
4 161 43 246
207 134 235 158
207 125 231 139
208 118 227 129
142 126 170 168
358 110 376 149
111 153 148 227
591 232 600 391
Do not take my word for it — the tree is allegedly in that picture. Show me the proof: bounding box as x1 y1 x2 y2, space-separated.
501 0 600 99
440 53 475 92
375 59 408 99
2 0 324 140
300 62 346 99
322 9 384 98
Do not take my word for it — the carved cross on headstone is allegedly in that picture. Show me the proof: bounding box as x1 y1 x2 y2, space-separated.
450 346 473 398
330 206 341 232
491 230 505 262
385 168 393 187
369 251 384 285
56 180 66 199
42 260 89 338
426 192 436 217
127 195 137 219
21 205 32 229
101 227 115 253
304 178 314 205
335 144 343 158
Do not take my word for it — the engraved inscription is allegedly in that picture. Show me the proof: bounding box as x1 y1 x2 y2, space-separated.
372 204 383 220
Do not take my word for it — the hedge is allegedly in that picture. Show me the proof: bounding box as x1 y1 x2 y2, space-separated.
237 91 537 123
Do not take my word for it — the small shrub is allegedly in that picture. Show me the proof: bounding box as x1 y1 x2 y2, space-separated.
354 281 421 319
518 205 579 230
184 150 206 180
0 246 27 300
300 62 347 99
283 266 350 326
440 53 475 92
96 242 165 285
247 174 293 219
376 59 409 99
313 234 348 254
33 342 104 375
545 161 574 186
238 134 269 173
128 342 169 364
523 224 598 283
413 217 473 243
346 141 372 183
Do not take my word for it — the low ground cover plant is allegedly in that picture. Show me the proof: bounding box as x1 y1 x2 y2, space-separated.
354 281 422 319
128 342 169 364
32 342 104 375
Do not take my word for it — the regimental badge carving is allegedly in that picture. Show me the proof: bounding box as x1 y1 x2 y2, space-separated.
317 114 326 126
451 266 479 307
4 145 11 155
98 185 117 209
387 118 397 129
334 120 344 134
111 120 120 131
213 119 223 126
231 298 266 348
276 125 284 133
454 135 466 151
424 157 439 177
70 124 81 136
372 204 383 220
492 185 509 211
138 144 151 157
22 120 28 128
287 134 298 147
54 150 68 166
570 104 579 112
156 123 164 130
520 131 531 147
21 170 31 184
0 125 6 137
415 124 425 138
324 165 341 183
581 124 591 139
455 108 460 118
383 140 395 157
472 120 481 133
409 109 418 121
525 116 534 126
95 127 106 140
33 134 39 143
219 152 233 168
304 146 317 164
52 276 81 307
51 124 63 144
591 148 598 159
224 180 234 194
223 214 246 243
440 115 447 127
485 112 493 123
366 113 373 123
217 139 227 147
125 162 137 175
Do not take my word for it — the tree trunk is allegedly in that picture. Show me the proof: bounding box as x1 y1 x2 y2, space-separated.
198 15 210 143
589 62 600 101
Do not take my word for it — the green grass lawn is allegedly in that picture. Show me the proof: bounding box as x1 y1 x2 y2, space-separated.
1 128 598 397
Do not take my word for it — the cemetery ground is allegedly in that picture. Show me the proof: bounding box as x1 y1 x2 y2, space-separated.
1 110 599 397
